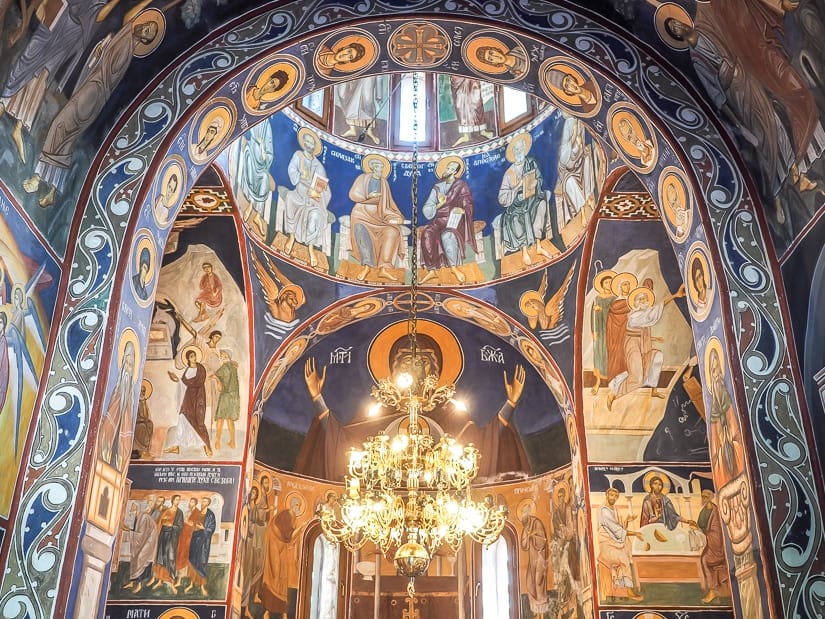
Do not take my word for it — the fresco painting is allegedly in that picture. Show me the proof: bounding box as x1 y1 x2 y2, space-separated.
106 463 239 604
257 308 569 480
143 215 249 462
0 4 822 619
220 106 604 287
648 0 825 255
583 237 694 462
0 194 59 518
334 75 390 147
589 465 730 609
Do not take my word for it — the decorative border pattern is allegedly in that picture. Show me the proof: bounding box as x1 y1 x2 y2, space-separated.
0 2 821 618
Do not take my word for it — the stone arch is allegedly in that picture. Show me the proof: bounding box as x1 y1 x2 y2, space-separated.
1 2 822 618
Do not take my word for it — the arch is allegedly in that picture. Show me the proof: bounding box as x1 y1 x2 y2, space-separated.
0 3 821 618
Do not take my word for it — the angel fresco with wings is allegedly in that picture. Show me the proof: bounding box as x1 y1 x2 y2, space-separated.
518 264 576 344
250 250 306 339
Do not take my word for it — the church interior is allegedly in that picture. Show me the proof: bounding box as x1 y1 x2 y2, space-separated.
0 1 824 618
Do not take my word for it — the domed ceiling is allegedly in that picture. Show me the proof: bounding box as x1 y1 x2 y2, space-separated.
220 75 599 479
3 2 825 618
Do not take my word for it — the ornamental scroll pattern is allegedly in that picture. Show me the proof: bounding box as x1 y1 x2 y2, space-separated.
0 1 821 618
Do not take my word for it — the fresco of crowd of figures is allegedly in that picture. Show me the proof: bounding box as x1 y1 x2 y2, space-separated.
0 1 824 619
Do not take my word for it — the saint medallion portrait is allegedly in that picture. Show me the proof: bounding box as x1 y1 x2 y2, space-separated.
314 29 379 79
131 230 157 307
686 242 714 321
540 56 602 117
607 103 658 173
658 166 693 243
463 29 529 82
189 98 236 164
153 155 185 228
243 54 303 115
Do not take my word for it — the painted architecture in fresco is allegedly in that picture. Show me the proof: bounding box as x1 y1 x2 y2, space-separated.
0 2 824 619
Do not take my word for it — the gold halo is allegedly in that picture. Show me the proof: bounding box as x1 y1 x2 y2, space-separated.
131 8 165 58
281 284 305 307
610 272 638 296
361 153 392 177
441 298 512 337
659 167 691 241
516 497 536 518
633 613 667 619
117 328 141 372
368 319 463 387
565 414 578 452
655 3 693 51
434 155 465 179
519 290 544 317
317 298 385 335
262 336 309 399
297 127 323 156
285 491 306 518
319 32 378 75
181 344 203 364
140 379 153 399
191 102 233 162
538 56 602 118
133 233 156 284
245 58 301 111
158 158 184 212
703 336 725 385
643 471 671 494
610 108 655 166
628 286 655 309
505 132 532 163
593 269 617 294
686 244 712 319
465 35 512 75
158 609 199 619
518 336 545 369
554 480 571 504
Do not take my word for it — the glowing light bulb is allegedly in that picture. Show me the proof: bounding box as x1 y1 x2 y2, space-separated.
451 398 467 412
396 372 414 389
368 402 383 417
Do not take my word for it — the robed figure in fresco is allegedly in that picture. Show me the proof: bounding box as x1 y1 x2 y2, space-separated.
294 320 530 481
590 269 616 393
420 155 478 284
122 500 159 593
189 497 216 596
639 475 690 529
261 508 296 618
282 128 332 268
520 501 550 616
348 154 404 282
98 339 137 471
449 76 493 146
597 487 643 602
239 120 275 238
498 132 553 265
692 489 729 604
147 494 184 594
168 348 213 456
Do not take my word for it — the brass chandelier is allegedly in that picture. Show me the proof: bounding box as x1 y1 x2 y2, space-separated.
316 73 508 593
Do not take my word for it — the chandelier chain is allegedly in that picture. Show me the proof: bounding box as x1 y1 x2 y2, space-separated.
316 70 508 592
409 73 420 366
